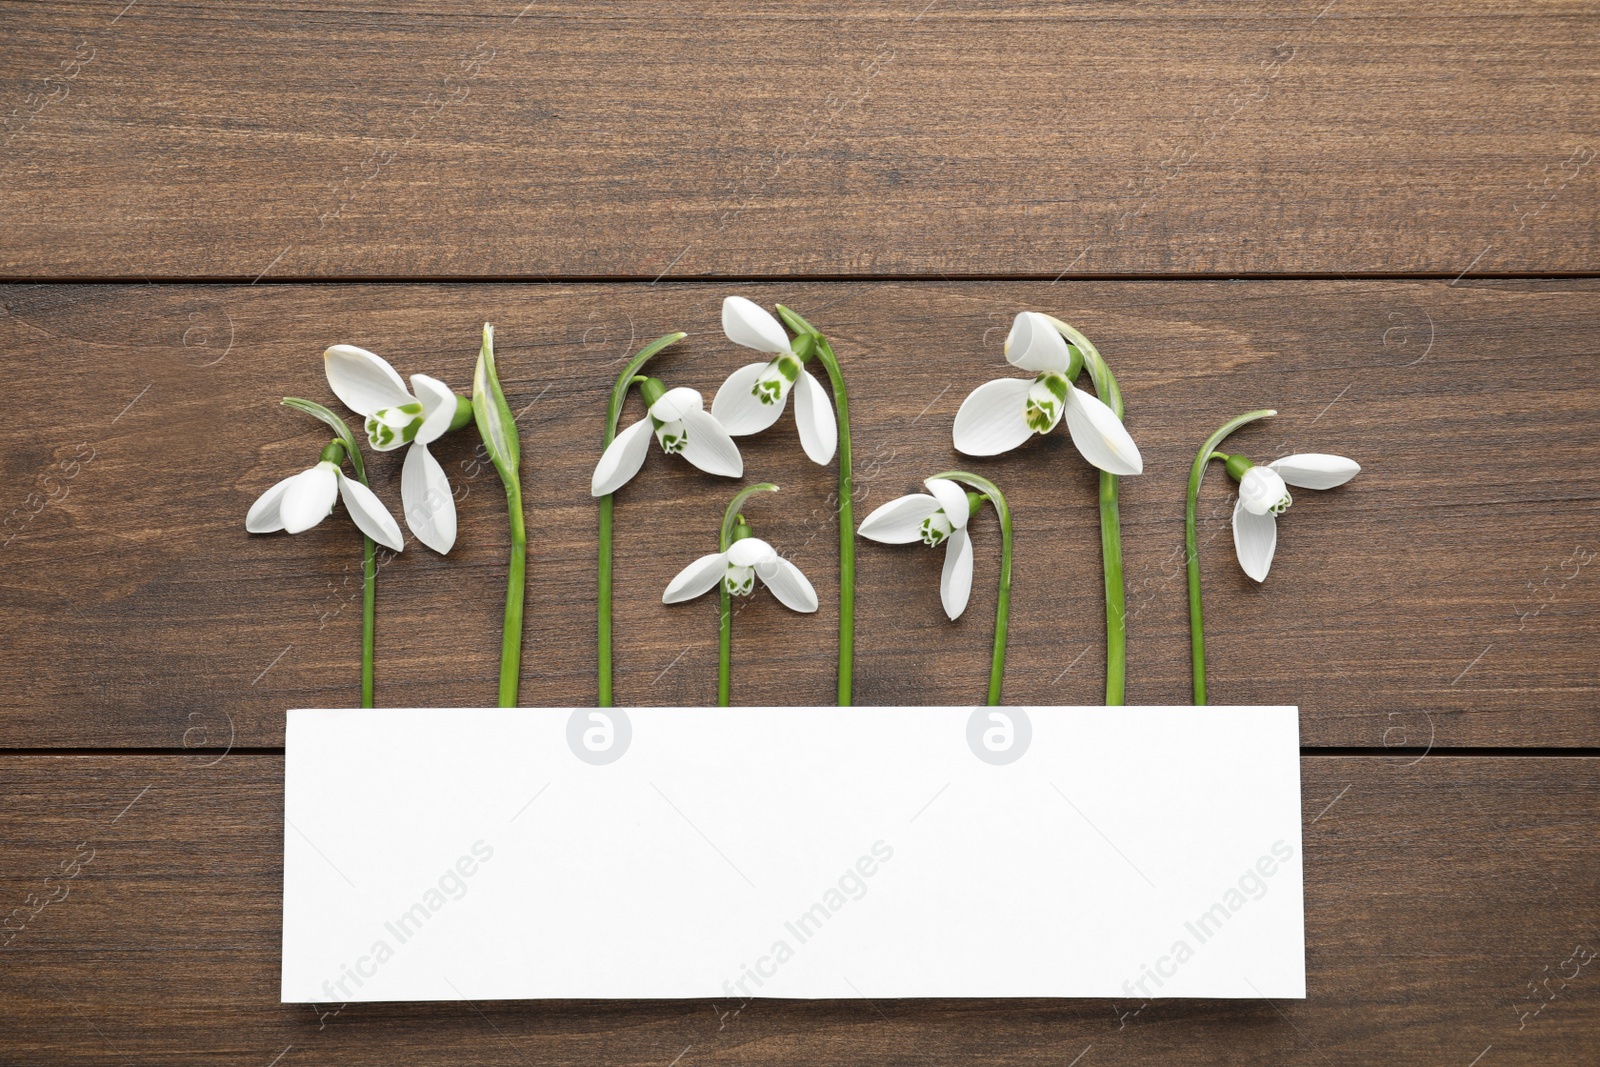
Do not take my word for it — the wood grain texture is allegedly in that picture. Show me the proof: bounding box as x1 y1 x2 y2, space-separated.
0 754 1593 1063
2 0 1597 279
0 280 1595 748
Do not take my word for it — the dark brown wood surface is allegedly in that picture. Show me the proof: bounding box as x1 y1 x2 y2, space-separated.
2 1 1598 279
2 280 1596 748
2 755 1595 1064
4 0 1599 1062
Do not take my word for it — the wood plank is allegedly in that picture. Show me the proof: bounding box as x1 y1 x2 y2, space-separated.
2 1 1597 279
1 280 1597 748
1 754 1594 1063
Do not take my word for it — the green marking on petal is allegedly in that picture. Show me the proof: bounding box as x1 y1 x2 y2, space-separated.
724 565 756 596
919 511 954 546
751 355 801 406
1025 372 1068 434
655 420 688 454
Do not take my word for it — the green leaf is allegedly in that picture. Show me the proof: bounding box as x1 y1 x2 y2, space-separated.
282 396 366 482
773 303 819 338
472 322 521 489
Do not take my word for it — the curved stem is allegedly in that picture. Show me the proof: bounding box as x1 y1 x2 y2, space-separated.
597 333 687 707
1186 409 1277 705
811 338 855 707
932 472 1012 706
717 483 780 707
1044 317 1127 706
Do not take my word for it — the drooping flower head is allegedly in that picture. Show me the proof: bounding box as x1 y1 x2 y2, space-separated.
246 439 404 551
664 529 818 613
712 296 838 466
323 345 471 554
857 477 981 620
953 311 1142 476
1225 453 1360 581
591 377 742 496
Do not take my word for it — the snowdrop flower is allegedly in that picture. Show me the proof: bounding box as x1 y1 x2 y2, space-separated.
323 344 470 553
712 296 838 465
1227 453 1361 581
953 311 1142 475
663 533 818 613
245 442 404 551
590 376 742 496
857 477 979 620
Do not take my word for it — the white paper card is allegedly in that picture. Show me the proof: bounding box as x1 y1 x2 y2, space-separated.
282 706 1304 1002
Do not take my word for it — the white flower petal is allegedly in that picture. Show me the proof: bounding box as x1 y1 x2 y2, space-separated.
1269 453 1361 490
712 362 789 436
952 378 1036 456
940 526 974 620
591 418 654 497
1005 311 1072 374
793 369 838 466
245 474 297 533
401 442 456 553
756 556 819 613
324 345 413 416
722 296 793 353
280 464 340 535
649 386 704 424
1063 385 1144 475
337 471 405 551
727 537 778 568
857 494 942 543
663 552 729 604
410 373 459 446
1232 497 1278 582
677 408 744 478
925 478 971 530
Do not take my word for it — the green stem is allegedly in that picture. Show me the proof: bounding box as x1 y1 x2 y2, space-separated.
811 336 855 707
499 479 526 707
931 472 1012 706
1186 409 1277 705
715 483 780 706
361 535 375 707
597 334 687 707
1046 317 1127 706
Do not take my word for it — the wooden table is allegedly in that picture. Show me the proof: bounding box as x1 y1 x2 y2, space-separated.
3 2 1596 1063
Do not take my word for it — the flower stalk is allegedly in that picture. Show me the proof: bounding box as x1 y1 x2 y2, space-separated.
279 397 387 707
1185 409 1277 705
929 472 1012 706
1044 317 1130 706
717 483 781 706
470 324 526 708
774 305 855 706
596 333 688 706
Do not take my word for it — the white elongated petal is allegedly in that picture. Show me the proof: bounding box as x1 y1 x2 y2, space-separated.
245 474 297 533
1269 453 1361 490
722 296 793 353
793 369 838 465
1005 311 1072 374
401 442 456 553
591 418 654 496
324 345 413 416
925 478 971 530
727 536 778 568
952 378 1036 456
1232 497 1278 582
756 556 819 613
410 373 459 445
649 386 704 424
663 552 729 604
1063 385 1144 475
337 471 405 551
940 526 974 620
857 494 942 543
280 464 340 534
677 408 744 478
712 362 788 435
